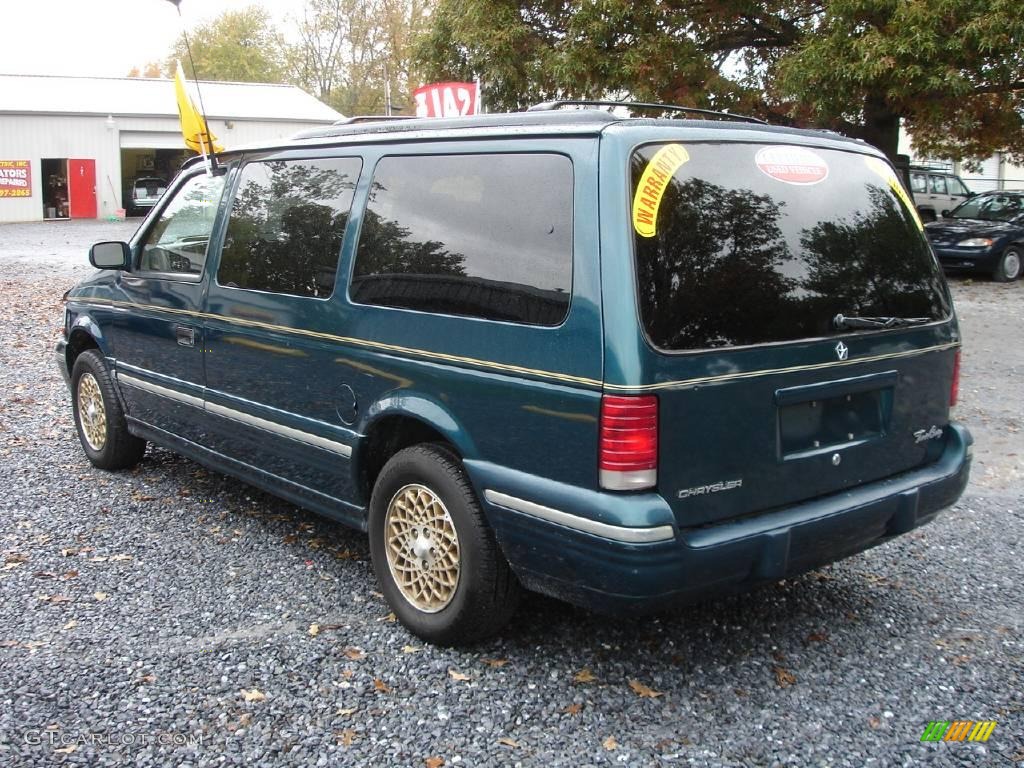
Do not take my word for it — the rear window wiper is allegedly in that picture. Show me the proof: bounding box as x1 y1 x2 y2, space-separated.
833 314 932 330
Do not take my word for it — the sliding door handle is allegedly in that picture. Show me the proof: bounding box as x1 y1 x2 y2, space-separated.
175 325 195 347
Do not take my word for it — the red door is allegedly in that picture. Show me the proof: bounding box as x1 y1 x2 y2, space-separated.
67 159 97 218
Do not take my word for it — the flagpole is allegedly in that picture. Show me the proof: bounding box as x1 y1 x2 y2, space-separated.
169 0 216 175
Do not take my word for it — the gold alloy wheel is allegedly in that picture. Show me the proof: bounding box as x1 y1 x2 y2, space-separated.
76 372 107 451
384 484 461 613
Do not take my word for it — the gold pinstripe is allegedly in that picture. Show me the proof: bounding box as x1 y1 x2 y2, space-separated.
72 297 958 391
604 342 961 392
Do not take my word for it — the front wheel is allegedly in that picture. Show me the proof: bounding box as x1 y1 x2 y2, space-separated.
368 444 521 646
992 246 1022 282
71 350 146 470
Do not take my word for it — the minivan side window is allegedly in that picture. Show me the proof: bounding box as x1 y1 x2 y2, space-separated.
217 157 361 298
351 153 573 326
139 172 225 275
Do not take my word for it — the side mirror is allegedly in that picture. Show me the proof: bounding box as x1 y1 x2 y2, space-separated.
89 241 131 270
940 209 951 218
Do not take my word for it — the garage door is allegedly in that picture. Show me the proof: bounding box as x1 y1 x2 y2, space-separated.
120 131 184 150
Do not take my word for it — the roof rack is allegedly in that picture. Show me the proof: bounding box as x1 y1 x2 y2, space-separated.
528 99 768 125
331 115 418 126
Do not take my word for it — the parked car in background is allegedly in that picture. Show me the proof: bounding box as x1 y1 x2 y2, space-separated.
56 105 971 644
925 190 1024 281
127 176 167 217
909 166 974 222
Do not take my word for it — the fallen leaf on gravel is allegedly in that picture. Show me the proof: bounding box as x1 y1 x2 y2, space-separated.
33 571 56 579
603 736 618 751
377 612 397 623
628 679 663 698
60 548 79 557
0 640 19 648
402 645 421 654
481 658 508 668
282 534 298 545
62 620 77 631
110 554 133 562
343 647 365 660
38 594 72 603
337 729 357 746
773 666 796 688
93 592 109 602
3 553 28 565
131 492 156 502
138 674 156 684
424 757 444 768
2 562 24 571
308 624 320 637
336 706 358 716
241 689 266 702
88 556 108 563
448 670 471 682
497 738 520 748
562 703 583 715
573 668 597 684
806 631 829 643
54 745 77 754
868 716 881 729
62 571 78 580
373 678 391 694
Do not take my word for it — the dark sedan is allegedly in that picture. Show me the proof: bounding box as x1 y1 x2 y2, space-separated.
925 191 1024 281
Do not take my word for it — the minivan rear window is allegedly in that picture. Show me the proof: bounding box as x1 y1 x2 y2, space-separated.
630 143 951 351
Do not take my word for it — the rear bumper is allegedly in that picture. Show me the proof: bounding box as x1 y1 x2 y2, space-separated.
472 423 972 613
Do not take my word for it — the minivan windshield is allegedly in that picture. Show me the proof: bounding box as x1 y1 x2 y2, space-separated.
631 142 951 351
948 192 1024 222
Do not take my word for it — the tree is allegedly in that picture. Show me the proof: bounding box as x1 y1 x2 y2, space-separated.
417 0 1024 162
289 0 434 116
127 62 164 78
167 6 288 83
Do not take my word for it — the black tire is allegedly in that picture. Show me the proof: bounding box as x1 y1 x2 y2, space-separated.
71 350 146 470
368 444 521 646
992 246 1022 282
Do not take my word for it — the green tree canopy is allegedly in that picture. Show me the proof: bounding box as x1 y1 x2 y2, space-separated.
417 0 1024 162
167 6 288 84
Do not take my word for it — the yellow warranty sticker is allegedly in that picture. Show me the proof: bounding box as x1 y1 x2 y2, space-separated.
633 144 690 237
864 156 924 231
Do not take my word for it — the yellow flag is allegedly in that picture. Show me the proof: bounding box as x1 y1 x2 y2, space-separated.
174 61 223 154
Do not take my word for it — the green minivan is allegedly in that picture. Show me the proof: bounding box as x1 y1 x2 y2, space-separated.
57 103 971 645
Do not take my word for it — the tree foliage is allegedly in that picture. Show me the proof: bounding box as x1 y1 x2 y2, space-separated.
417 0 1024 162
167 6 289 84
289 0 433 115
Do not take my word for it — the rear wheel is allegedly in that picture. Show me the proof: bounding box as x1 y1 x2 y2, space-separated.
992 246 1022 282
71 350 146 470
368 444 521 645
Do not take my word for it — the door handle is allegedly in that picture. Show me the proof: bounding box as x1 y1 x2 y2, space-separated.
175 325 195 347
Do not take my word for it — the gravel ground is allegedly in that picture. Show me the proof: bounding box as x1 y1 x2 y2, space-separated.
0 220 1021 767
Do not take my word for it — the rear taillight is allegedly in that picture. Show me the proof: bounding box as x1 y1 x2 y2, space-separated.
950 350 961 407
599 395 658 491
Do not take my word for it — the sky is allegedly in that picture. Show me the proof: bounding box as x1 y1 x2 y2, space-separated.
0 0 296 78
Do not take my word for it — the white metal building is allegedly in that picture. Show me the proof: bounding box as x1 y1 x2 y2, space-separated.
0 74 343 223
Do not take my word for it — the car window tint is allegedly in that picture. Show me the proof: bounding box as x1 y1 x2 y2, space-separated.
630 143 951 350
217 157 361 298
139 172 226 275
910 173 927 193
351 153 573 326
928 175 948 194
